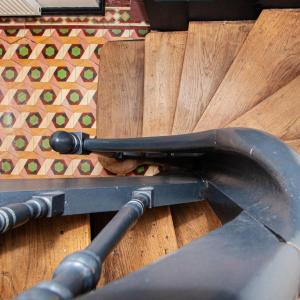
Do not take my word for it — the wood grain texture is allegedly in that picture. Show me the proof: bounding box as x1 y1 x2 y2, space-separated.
0 215 90 299
171 201 221 247
96 40 179 286
143 31 187 136
228 76 300 139
194 9 300 133
97 40 145 174
99 207 178 286
172 21 253 134
286 139 300 153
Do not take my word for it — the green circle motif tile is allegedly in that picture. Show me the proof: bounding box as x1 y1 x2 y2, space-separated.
79 113 95 128
0 112 15 128
43 44 58 59
78 160 93 175
81 67 96 82
29 67 43 82
84 29 96 36
40 89 56 104
0 159 13 174
54 67 70 81
5 29 18 36
0 45 5 58
57 28 71 36
52 160 66 174
67 90 82 105
13 136 28 151
53 113 68 128
69 45 84 59
2 67 17 82
17 45 31 59
25 159 40 174
40 136 51 151
31 28 44 36
14 90 30 104
26 113 42 128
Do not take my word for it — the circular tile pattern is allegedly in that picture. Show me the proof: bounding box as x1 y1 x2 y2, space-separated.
94 44 102 59
4 29 19 36
2 67 17 82
0 45 6 59
28 67 44 82
53 112 69 128
0 159 14 174
26 112 42 128
16 44 32 59
51 159 67 175
13 135 28 151
14 89 30 105
83 29 96 36
40 89 56 105
54 67 70 81
68 44 84 59
39 136 52 151
79 113 95 128
25 159 41 175
78 160 94 175
80 67 96 82
66 89 83 105
30 28 45 36
42 44 58 59
0 112 16 128
57 28 71 36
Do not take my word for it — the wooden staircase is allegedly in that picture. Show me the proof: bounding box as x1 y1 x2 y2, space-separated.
97 9 300 286
1 9 299 299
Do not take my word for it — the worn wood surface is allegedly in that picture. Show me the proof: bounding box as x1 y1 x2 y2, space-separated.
286 139 300 153
171 201 222 247
194 9 300 132
172 21 253 134
97 41 145 174
97 40 179 286
99 207 178 286
143 31 187 136
0 215 90 299
228 76 300 140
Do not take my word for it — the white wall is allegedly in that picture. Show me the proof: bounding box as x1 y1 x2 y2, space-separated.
37 0 99 7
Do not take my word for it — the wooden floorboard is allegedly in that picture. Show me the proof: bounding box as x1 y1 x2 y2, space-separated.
143 31 187 136
97 40 144 175
172 21 253 134
97 40 178 286
194 9 300 132
0 215 90 299
228 76 300 140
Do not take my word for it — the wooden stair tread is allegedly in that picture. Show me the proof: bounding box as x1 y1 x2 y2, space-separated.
228 76 300 140
97 40 144 175
143 31 187 136
96 40 178 286
0 215 90 299
286 140 300 153
194 9 300 132
172 21 253 134
171 201 222 248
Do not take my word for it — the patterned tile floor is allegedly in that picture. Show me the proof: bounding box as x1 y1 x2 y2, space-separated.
0 2 149 178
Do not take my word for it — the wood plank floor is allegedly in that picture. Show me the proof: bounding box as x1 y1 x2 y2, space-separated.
0 215 90 300
194 9 300 132
143 31 187 136
172 21 253 134
228 76 300 140
97 40 178 286
97 40 145 175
